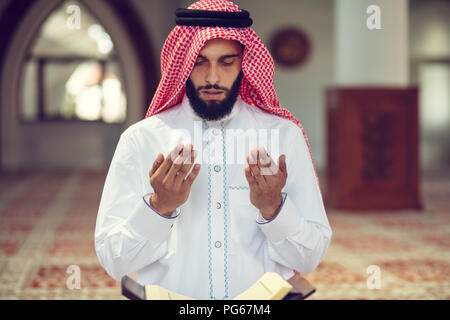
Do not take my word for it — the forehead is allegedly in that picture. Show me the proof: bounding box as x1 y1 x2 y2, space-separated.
198 38 243 57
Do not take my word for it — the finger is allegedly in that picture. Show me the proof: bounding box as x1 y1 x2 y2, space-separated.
149 153 164 177
279 154 287 177
244 165 258 188
255 148 270 183
183 144 194 165
247 150 266 187
175 147 197 186
258 147 272 168
263 158 279 179
156 144 183 177
263 151 282 177
258 148 276 177
184 163 201 187
166 146 187 183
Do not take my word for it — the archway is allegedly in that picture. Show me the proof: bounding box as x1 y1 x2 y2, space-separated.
0 0 158 169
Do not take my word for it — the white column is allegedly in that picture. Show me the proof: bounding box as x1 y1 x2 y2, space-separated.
334 0 409 85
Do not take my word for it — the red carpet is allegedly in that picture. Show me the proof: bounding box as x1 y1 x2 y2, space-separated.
0 169 449 299
0 170 122 299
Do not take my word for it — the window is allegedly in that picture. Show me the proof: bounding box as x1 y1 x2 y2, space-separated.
20 0 127 123
419 62 450 131
417 60 450 169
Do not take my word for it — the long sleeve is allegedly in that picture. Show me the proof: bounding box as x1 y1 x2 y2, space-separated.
256 124 332 274
94 133 179 281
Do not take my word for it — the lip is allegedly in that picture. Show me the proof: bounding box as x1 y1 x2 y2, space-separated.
201 90 224 100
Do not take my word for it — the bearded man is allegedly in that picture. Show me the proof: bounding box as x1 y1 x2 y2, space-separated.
95 0 331 300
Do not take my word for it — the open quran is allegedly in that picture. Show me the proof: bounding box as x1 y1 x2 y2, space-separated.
121 272 315 300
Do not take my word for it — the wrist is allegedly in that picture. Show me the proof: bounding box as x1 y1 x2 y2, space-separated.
150 194 175 217
259 194 283 220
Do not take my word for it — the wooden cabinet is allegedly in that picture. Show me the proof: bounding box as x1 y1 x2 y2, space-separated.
325 87 422 211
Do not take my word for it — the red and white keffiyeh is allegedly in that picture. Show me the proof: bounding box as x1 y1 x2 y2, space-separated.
145 0 319 183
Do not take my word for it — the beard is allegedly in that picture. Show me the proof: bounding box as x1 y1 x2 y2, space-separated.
185 70 243 121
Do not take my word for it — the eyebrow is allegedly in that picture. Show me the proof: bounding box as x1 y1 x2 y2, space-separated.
197 54 241 60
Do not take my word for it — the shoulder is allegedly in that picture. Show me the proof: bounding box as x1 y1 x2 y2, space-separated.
240 100 303 137
121 105 182 141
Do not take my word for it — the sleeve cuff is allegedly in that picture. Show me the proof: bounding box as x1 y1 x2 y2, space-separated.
142 193 181 219
126 193 180 243
255 192 287 224
256 192 303 243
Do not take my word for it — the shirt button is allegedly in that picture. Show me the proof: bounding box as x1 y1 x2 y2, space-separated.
214 165 221 172
216 202 222 209
213 128 219 136
214 241 222 248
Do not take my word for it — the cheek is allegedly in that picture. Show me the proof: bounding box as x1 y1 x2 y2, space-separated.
224 68 241 86
189 68 205 87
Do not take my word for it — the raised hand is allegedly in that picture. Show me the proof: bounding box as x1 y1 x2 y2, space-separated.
149 144 201 216
244 147 287 220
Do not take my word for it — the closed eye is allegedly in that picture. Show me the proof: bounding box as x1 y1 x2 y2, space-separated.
194 54 240 66
220 55 240 66
194 59 206 66
221 60 234 66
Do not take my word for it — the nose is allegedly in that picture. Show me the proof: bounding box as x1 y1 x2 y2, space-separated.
205 64 220 85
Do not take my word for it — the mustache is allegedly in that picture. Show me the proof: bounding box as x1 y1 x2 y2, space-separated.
197 84 229 91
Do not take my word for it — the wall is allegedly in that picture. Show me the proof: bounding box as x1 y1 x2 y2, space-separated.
20 122 122 168
130 0 180 67
335 0 409 85
410 0 450 58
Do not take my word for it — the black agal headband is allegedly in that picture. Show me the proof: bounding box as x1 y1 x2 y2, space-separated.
175 8 253 28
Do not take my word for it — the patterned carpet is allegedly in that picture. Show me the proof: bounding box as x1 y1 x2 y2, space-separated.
0 169 449 300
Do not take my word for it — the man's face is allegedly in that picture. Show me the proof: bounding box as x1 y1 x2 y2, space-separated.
186 38 244 121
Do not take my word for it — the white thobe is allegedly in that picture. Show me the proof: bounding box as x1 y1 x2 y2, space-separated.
95 95 332 300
